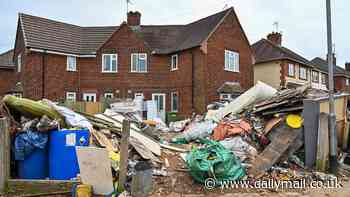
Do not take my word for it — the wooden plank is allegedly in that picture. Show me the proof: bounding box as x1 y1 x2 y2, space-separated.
76 147 114 195
249 125 300 177
0 117 9 194
118 120 130 192
316 113 329 172
95 114 161 156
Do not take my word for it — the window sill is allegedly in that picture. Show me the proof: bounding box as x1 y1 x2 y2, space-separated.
224 69 239 73
170 68 178 71
130 71 148 73
67 70 77 72
102 71 118 73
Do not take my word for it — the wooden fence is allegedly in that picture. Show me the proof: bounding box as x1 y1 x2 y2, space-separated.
62 101 108 115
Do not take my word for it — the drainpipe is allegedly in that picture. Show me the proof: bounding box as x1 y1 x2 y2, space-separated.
191 51 195 113
42 50 47 99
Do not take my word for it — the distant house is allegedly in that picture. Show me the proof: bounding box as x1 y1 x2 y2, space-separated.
11 7 254 117
252 32 316 90
310 57 350 93
0 49 20 96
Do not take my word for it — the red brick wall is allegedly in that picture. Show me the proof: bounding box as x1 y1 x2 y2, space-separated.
14 14 254 117
206 11 254 103
0 68 17 96
335 76 345 92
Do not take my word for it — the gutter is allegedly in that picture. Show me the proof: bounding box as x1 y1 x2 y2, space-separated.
29 48 96 58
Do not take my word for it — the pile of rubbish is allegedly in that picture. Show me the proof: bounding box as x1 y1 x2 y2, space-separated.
1 81 350 196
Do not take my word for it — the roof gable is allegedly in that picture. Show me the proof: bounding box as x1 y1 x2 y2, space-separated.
0 49 15 69
252 39 311 66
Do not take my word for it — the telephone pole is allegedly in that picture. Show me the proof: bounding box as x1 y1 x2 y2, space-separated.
326 0 337 174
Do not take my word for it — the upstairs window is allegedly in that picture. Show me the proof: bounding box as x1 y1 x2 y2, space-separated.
312 71 319 83
131 53 147 72
67 56 77 71
299 66 307 80
224 50 239 72
17 54 22 72
102 54 118 73
346 79 350 86
66 92 76 102
321 73 327 84
288 64 295 77
171 54 178 71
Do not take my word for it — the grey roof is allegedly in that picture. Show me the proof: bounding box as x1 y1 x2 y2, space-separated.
252 39 311 66
18 8 233 55
19 13 117 55
0 49 15 69
310 57 350 77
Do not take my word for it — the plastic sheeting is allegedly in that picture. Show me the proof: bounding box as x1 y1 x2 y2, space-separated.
182 120 217 142
44 99 93 131
14 130 48 160
220 137 258 161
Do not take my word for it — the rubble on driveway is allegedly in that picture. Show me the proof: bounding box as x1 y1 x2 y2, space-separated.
1 81 350 196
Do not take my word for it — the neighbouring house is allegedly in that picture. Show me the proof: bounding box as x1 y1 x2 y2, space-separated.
11 7 254 117
310 56 350 93
0 49 20 96
252 32 316 90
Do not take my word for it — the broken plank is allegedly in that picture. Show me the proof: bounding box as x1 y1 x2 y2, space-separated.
160 144 188 153
249 125 300 177
95 114 161 156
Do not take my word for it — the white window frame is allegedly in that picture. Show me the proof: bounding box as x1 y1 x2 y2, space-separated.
104 92 114 99
66 92 77 102
224 50 239 72
312 71 319 83
102 54 118 73
346 79 350 86
171 92 179 112
171 54 178 71
321 73 327 84
299 66 307 80
13 93 22 98
66 56 77 71
83 93 97 102
131 53 148 73
220 93 231 100
17 54 22 72
288 64 295 77
134 92 144 99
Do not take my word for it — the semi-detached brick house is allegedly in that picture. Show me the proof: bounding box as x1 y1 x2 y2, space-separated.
0 49 19 96
11 7 254 117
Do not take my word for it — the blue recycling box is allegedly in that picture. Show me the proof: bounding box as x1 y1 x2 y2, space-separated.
49 129 89 180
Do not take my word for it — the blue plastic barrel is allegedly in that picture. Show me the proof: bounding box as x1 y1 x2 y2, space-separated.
18 147 48 179
49 129 89 180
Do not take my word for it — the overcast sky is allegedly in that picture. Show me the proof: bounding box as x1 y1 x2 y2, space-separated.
0 0 348 66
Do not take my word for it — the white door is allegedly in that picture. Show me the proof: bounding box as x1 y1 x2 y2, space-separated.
83 93 97 102
152 93 166 121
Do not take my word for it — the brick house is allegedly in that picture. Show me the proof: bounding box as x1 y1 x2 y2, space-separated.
310 57 350 93
11 7 254 117
252 32 318 90
0 49 20 96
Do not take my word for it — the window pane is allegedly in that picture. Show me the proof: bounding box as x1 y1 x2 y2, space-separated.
111 55 117 71
139 59 146 72
172 93 178 111
104 55 111 71
132 54 138 71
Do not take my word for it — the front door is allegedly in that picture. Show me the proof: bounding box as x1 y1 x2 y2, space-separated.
152 93 166 121
83 93 97 102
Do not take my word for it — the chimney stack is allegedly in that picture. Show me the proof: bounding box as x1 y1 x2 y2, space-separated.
127 11 141 26
345 62 350 72
267 32 282 46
